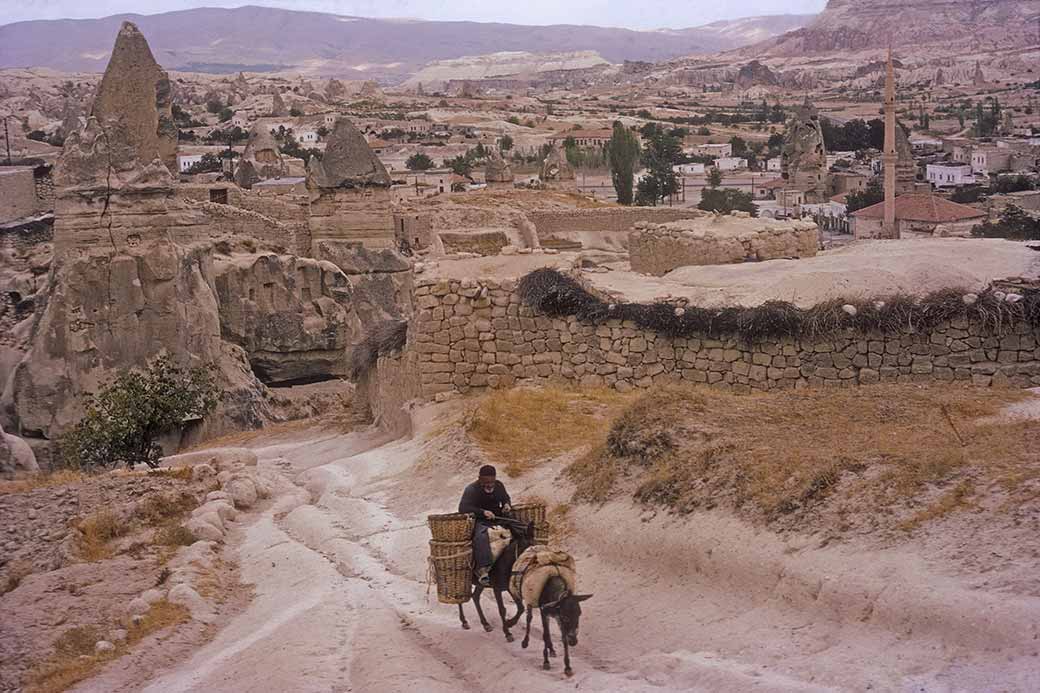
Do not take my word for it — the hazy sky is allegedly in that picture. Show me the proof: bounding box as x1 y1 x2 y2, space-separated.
3 0 827 29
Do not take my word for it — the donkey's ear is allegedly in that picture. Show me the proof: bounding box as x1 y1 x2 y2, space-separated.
542 598 563 609
573 594 593 602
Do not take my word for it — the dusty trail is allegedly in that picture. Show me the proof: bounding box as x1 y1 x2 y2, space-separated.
126 407 1040 693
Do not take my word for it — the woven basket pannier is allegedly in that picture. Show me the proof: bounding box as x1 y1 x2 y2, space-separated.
429 539 472 604
427 513 474 542
510 503 546 527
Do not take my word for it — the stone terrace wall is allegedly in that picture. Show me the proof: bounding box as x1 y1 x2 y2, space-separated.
527 208 702 247
409 277 1040 399
236 191 311 256
630 218 819 276
190 200 296 252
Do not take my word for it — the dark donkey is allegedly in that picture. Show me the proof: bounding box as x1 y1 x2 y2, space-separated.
458 517 533 641
522 574 592 677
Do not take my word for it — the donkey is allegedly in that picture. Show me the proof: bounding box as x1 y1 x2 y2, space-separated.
521 574 592 677
458 518 533 642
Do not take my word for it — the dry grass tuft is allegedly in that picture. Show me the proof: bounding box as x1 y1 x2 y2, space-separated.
466 386 634 476
2 559 35 595
0 470 88 496
148 467 193 481
26 601 190 693
153 523 197 548
567 383 1039 532
133 491 199 527
76 510 128 562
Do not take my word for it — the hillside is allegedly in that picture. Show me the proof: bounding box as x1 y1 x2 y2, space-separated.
746 0 1039 57
0 5 814 79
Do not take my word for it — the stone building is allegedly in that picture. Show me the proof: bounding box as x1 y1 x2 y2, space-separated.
306 117 395 249
780 99 828 204
851 194 985 238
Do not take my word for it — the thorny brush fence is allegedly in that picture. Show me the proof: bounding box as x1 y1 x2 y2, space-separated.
517 268 1040 344
348 319 408 380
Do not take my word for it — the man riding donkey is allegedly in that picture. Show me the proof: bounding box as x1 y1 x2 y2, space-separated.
458 464 511 587
456 465 593 676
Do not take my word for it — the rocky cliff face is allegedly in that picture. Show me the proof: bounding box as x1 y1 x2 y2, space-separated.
757 0 1039 56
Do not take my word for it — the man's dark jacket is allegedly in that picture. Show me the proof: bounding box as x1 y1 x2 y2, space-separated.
458 480 511 524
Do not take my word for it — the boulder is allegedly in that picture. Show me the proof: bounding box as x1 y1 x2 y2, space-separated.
224 476 258 509
184 517 224 542
167 583 215 623
0 424 38 476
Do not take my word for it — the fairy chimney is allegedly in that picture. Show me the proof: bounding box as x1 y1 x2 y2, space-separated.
88 21 177 173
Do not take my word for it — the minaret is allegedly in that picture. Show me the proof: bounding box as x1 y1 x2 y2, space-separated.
882 48 898 239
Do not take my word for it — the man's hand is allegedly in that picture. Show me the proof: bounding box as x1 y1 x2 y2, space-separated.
483 510 495 520
502 504 511 513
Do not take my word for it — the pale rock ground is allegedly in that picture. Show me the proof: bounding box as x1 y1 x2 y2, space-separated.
596 238 1040 307
68 390 1040 693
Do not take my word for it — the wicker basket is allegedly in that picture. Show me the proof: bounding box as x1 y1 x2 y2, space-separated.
534 521 551 546
510 503 546 527
427 513 474 542
429 540 473 604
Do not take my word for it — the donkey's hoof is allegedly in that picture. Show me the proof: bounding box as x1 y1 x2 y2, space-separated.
461 622 470 630
521 638 529 649
565 668 574 678
542 662 551 671
482 623 494 633
505 633 514 643
549 649 557 658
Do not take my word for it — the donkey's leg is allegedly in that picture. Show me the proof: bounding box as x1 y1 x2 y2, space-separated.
521 606 534 649
505 592 524 628
493 589 514 641
563 638 573 677
458 602 470 630
472 585 493 632
541 611 553 670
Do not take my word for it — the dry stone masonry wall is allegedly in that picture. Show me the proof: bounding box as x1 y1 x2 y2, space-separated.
629 216 820 276
408 277 1040 400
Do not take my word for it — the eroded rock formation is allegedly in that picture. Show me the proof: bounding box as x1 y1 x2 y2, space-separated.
781 100 828 203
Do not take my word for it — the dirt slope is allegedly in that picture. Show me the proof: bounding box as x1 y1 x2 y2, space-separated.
82 393 1040 693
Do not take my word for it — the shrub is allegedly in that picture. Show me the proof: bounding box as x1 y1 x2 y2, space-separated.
972 204 1040 241
59 356 220 471
698 187 757 215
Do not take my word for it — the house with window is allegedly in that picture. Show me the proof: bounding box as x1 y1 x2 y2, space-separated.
926 163 975 187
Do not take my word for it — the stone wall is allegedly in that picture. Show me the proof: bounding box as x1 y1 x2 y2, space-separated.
189 200 296 252
0 168 40 225
527 208 702 250
236 190 311 256
629 217 819 276
407 276 1040 400
308 188 394 251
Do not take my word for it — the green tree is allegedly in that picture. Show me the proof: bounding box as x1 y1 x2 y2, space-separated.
845 179 885 213
59 356 220 471
406 152 434 170
218 107 233 123
446 154 473 176
698 188 757 215
606 120 640 205
186 153 224 174
706 167 723 188
499 134 514 152
205 98 224 114
972 204 1040 240
634 124 681 206
728 136 748 156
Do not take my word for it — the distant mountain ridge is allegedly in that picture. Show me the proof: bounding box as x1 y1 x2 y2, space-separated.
0 5 815 80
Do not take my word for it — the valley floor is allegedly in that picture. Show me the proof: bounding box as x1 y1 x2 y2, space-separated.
70 393 1040 693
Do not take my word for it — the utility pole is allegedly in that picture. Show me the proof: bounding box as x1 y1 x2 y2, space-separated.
3 116 11 165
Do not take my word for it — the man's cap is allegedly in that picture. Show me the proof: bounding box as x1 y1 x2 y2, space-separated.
479 464 497 477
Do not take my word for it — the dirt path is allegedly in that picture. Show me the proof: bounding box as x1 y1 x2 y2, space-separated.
114 407 1040 693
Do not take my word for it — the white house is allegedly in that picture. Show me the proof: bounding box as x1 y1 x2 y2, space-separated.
177 154 205 173
766 158 781 172
926 163 975 188
685 142 732 158
716 157 747 171
674 163 706 175
298 130 320 144
230 113 248 129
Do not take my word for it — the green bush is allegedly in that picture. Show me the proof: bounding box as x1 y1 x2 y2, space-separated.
60 356 220 471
